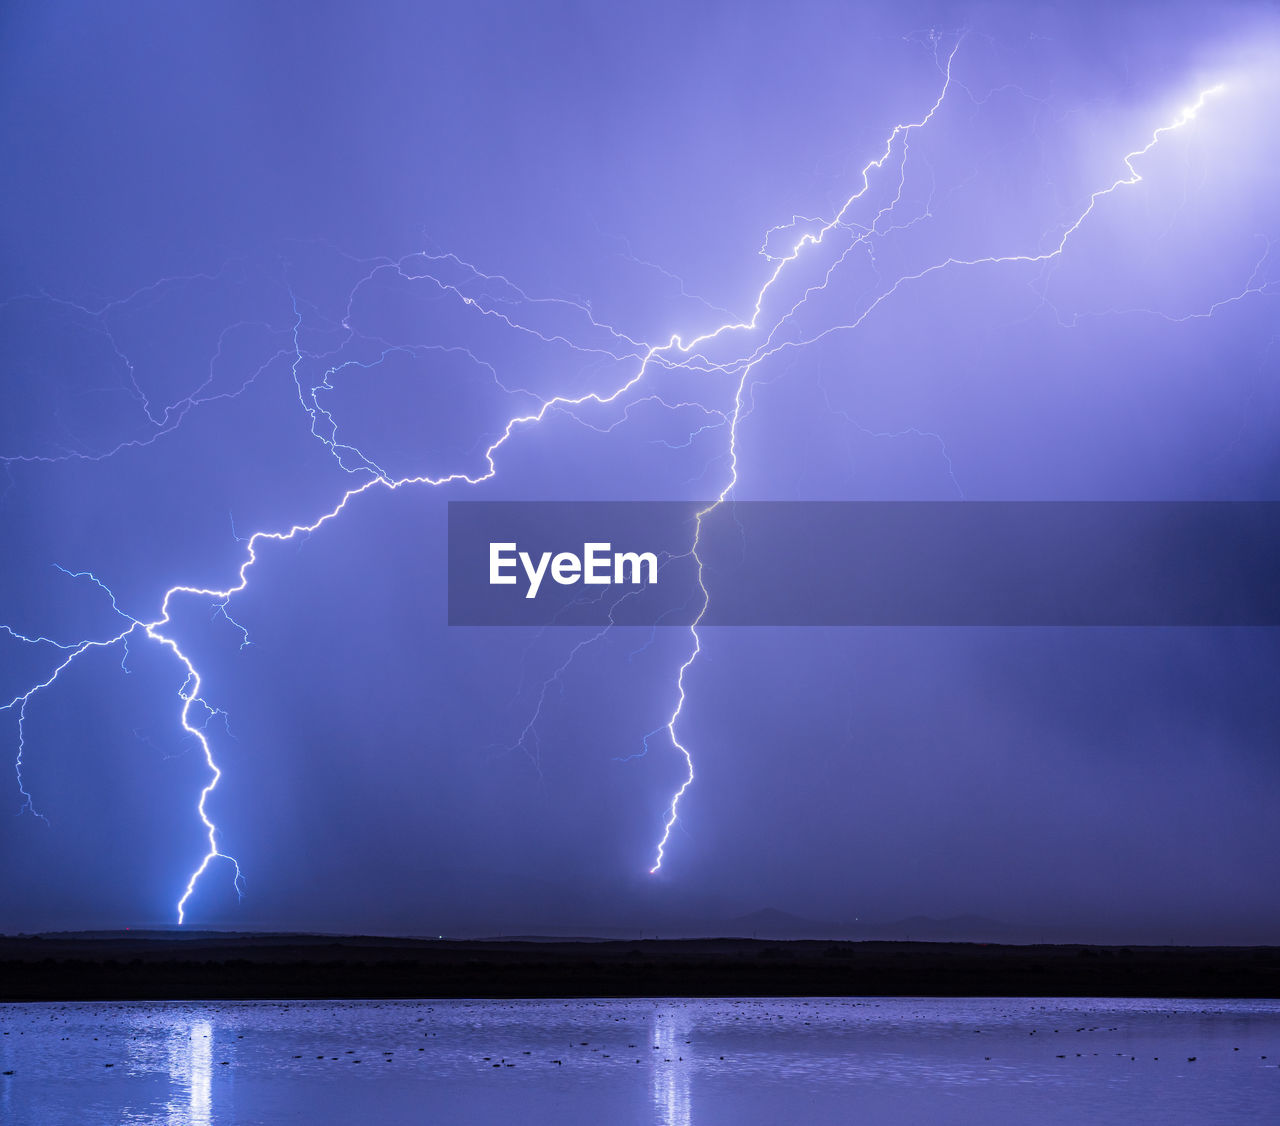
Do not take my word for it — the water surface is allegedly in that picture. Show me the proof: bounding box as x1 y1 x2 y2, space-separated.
1 997 1276 1124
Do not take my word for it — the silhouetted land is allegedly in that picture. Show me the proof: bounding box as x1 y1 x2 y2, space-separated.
1 934 1278 1001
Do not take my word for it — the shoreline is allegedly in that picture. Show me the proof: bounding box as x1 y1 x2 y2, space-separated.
2 935 1277 1002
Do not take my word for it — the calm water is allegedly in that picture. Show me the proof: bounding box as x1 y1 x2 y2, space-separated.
0 997 1277 1124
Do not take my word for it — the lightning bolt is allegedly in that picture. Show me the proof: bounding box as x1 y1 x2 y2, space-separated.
1 35 1251 921
500 69 1239 875
644 80 1236 872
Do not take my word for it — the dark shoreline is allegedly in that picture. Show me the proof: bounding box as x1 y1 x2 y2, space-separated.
2 935 1278 1002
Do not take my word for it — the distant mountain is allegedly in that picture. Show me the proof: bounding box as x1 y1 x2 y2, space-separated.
725 907 837 938
721 908 1059 944
453 903 1061 944
852 914 1059 943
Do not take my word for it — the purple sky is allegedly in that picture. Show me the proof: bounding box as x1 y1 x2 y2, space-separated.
1 1 1278 941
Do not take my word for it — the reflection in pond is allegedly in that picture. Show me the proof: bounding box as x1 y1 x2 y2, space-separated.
166 1019 211 1126
651 1007 692 1126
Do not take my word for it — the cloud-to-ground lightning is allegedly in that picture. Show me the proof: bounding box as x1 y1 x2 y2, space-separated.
631 72 1237 875
2 33 1260 920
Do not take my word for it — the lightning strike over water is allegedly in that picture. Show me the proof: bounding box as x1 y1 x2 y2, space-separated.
0 30 1263 923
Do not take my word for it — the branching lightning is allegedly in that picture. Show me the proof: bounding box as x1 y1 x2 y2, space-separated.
1 35 1255 920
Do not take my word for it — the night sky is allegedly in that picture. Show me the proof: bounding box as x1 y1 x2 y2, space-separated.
2 1 1278 942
